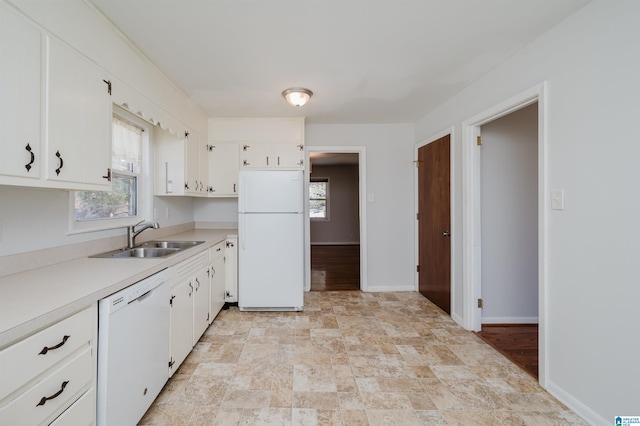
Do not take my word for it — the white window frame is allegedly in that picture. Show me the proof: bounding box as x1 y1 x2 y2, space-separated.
68 106 152 234
310 177 330 221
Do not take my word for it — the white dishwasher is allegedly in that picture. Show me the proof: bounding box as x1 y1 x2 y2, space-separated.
97 269 170 426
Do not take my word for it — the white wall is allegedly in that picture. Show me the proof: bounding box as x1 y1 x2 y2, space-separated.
306 124 415 291
194 198 238 224
310 165 360 245
415 1 640 423
0 185 194 257
480 103 538 323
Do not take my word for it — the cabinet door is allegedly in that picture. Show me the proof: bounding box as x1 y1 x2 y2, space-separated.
197 134 209 196
210 248 226 321
0 3 42 180
169 279 193 376
208 142 239 196
192 268 210 343
184 132 199 195
154 131 186 196
240 143 271 169
225 237 238 303
274 143 304 169
47 37 112 188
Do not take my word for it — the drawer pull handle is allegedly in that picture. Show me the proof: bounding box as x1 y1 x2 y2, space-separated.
36 380 69 407
38 335 70 355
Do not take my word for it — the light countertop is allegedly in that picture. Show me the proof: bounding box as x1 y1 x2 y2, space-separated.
0 229 235 348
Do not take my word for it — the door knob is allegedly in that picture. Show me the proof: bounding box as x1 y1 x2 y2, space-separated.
442 231 451 237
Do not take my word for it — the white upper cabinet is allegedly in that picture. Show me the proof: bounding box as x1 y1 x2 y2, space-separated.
185 131 208 196
0 2 42 180
46 37 112 189
209 117 305 175
1 8 112 191
208 142 239 196
156 130 209 197
155 130 187 196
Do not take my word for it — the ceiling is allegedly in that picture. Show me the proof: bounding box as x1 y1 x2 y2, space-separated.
90 0 590 124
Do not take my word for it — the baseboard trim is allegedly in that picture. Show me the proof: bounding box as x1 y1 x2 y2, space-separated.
482 316 539 324
546 380 606 426
311 242 360 246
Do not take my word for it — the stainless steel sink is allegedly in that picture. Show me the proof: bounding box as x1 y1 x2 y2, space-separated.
139 241 205 249
90 240 205 259
91 247 180 258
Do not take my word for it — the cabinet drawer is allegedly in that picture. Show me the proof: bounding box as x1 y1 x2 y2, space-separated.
50 387 95 426
210 241 225 261
0 305 95 401
0 346 93 425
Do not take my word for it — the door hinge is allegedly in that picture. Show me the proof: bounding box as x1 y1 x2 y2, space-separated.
416 265 420 273
169 358 175 369
102 79 111 95
416 212 420 220
169 295 175 307
413 160 422 168
477 298 483 308
477 136 483 146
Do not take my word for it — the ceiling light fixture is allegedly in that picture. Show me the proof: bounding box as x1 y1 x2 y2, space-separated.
282 87 313 107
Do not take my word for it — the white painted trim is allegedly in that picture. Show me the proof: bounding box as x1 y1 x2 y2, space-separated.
481 317 539 324
414 127 455 314
305 146 367 292
546 381 605 426
310 242 360 246
461 82 548 388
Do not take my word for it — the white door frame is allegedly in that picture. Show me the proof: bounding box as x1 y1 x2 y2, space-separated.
304 146 367 292
461 82 548 387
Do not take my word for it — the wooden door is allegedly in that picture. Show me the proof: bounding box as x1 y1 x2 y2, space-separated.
418 135 451 314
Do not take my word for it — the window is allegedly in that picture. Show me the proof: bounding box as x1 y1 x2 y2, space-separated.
70 110 150 231
310 178 329 220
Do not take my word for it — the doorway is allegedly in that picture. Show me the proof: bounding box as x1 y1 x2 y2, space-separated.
462 83 547 384
417 135 451 313
305 147 367 292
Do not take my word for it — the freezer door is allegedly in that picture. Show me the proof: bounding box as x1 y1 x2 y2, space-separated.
239 213 304 310
239 170 303 213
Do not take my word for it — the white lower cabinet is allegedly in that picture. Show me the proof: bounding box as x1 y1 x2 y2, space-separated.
49 387 95 426
0 305 97 426
209 241 226 322
225 236 239 303
169 251 210 376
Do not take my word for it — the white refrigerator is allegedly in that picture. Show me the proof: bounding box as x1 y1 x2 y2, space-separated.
238 170 304 311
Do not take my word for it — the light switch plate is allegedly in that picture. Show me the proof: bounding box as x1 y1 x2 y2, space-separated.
551 190 565 210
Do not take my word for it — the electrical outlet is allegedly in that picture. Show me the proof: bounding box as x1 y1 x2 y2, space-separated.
165 207 170 219
153 208 158 221
0 218 2 241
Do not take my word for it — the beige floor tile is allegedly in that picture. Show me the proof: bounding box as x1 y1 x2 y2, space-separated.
292 391 340 409
143 292 585 425
340 409 369 425
366 409 423 426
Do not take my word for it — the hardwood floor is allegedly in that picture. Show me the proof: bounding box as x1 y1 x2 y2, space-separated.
310 245 360 291
476 324 539 379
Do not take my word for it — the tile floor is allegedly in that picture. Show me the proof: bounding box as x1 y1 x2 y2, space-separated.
140 291 585 425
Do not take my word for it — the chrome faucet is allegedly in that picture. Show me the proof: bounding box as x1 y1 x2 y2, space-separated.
127 220 160 248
